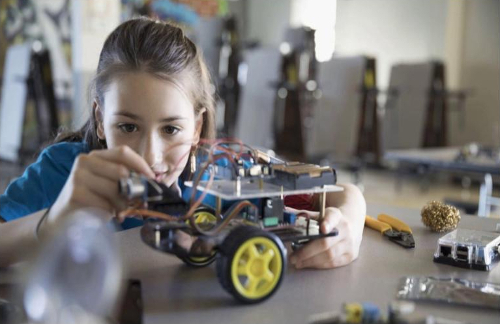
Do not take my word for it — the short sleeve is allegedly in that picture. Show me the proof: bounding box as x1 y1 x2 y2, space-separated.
0 142 88 221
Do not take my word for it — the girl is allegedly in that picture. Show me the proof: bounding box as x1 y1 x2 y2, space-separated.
0 17 366 269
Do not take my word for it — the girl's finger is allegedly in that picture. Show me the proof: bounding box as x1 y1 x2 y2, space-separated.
320 207 343 234
75 169 128 212
284 206 303 214
89 146 155 178
69 186 114 219
284 206 322 223
289 233 342 265
290 216 348 264
295 239 350 269
78 155 130 181
284 206 318 217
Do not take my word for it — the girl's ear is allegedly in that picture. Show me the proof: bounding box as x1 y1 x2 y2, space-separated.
94 101 105 140
193 107 206 145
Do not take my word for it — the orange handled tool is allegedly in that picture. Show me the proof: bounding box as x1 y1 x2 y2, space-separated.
365 214 415 248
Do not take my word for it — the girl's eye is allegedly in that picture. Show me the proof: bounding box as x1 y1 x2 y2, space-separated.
163 125 179 135
118 123 138 133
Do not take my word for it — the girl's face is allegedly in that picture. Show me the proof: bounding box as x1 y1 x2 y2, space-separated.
97 72 203 187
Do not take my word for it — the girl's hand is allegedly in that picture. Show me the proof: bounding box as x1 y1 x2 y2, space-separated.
45 146 155 228
286 204 364 269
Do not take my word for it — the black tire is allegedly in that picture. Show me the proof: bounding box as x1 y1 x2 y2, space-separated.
216 226 286 304
180 253 217 268
179 206 220 268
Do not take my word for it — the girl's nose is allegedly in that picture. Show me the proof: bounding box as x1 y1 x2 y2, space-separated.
141 133 164 168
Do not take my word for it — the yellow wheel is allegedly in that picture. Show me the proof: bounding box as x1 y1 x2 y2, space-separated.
217 226 286 303
190 207 220 227
180 207 220 268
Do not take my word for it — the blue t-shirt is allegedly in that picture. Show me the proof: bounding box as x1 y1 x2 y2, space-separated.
0 142 139 229
1 142 89 221
0 142 253 229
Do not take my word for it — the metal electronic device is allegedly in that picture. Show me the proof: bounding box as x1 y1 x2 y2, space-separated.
433 229 500 271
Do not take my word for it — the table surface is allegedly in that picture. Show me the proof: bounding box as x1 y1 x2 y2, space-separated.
385 147 500 175
110 203 500 324
1 203 499 323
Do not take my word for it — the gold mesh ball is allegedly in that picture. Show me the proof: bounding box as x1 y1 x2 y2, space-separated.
421 201 461 232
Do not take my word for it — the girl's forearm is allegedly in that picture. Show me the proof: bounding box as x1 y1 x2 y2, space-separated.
0 209 47 268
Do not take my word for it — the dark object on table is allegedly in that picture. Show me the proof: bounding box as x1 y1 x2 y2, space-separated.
0 284 27 324
117 280 143 324
0 298 25 324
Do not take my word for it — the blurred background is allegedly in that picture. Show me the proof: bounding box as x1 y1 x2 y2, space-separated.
0 0 499 216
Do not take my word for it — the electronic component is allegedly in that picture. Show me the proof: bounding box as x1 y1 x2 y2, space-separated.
283 211 297 225
397 277 500 310
270 162 336 189
119 173 189 216
262 197 284 225
309 301 422 324
433 229 500 271
344 302 381 323
206 157 271 180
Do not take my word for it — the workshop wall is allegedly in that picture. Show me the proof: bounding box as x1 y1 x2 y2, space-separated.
335 0 448 90
335 0 500 147
459 0 500 147
245 0 292 47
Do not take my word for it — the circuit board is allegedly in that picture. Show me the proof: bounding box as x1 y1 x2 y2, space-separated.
184 179 343 200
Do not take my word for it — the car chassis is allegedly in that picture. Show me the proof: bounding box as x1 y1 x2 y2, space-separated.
119 141 342 303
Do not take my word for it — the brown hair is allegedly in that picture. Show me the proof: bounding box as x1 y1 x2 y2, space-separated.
57 17 216 149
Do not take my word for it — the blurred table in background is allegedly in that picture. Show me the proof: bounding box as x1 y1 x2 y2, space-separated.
385 147 500 217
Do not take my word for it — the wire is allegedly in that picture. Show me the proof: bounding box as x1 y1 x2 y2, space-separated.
119 208 178 221
189 200 257 236
119 138 260 236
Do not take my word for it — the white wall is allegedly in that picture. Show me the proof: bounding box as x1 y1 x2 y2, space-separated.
459 0 500 146
335 0 500 146
335 0 448 89
246 0 291 46
444 0 466 90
